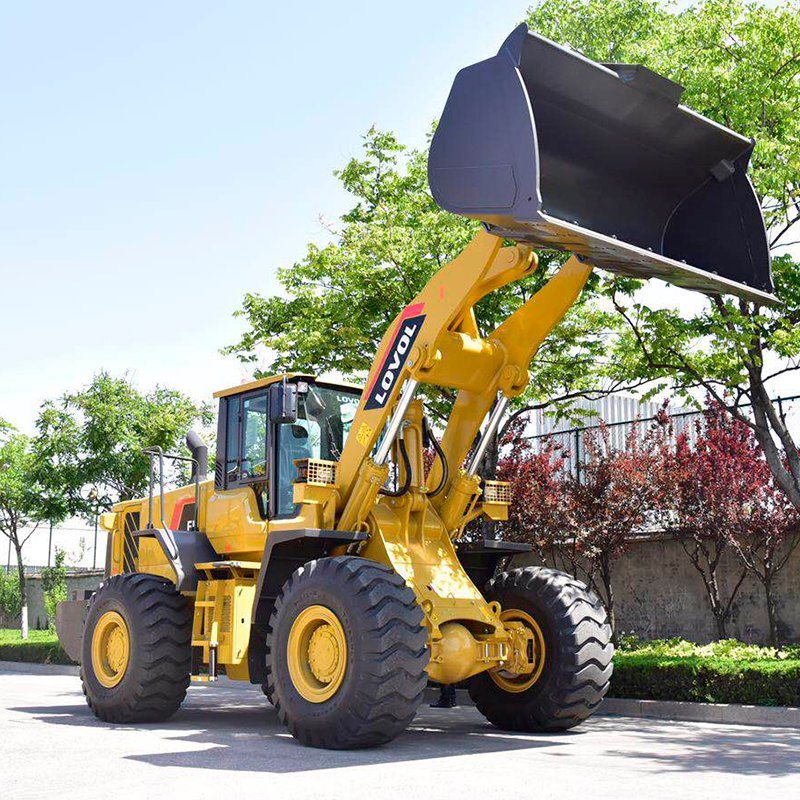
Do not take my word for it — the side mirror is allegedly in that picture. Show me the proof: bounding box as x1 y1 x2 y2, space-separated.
269 379 298 424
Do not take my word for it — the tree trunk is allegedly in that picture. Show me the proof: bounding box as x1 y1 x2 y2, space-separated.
14 541 27 640
713 610 727 640
704 563 738 640
599 556 616 645
747 368 800 512
763 574 780 647
605 585 616 645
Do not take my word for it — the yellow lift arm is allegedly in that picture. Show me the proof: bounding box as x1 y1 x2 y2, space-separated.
336 229 592 533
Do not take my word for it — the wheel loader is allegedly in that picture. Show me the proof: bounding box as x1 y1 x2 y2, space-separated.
57 24 775 749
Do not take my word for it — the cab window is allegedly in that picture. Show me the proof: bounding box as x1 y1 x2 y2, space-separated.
223 391 269 486
274 384 360 516
241 393 268 480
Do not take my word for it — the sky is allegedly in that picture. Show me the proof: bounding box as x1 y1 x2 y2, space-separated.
1 2 796 438
0 1 530 433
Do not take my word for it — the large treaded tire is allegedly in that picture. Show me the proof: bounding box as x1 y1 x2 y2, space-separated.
265 556 429 749
469 567 613 732
81 573 192 723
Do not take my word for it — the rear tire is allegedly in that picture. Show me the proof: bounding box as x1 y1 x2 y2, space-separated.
81 573 192 723
265 556 429 749
469 567 613 731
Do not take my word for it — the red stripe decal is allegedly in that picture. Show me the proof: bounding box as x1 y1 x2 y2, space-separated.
170 496 195 530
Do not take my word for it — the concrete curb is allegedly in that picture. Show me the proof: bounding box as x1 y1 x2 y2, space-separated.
424 688 800 729
0 660 79 676
599 697 800 729
3 668 798 728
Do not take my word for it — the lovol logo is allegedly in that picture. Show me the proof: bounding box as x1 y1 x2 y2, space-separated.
364 303 426 410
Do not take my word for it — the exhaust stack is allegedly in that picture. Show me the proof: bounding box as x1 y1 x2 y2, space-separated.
186 430 208 481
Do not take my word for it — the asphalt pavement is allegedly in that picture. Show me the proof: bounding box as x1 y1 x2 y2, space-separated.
1 664 797 799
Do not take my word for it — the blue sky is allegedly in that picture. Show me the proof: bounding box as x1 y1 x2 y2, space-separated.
0 1 529 432
2 2 794 436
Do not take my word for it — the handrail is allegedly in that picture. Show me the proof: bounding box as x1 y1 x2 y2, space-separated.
141 446 200 530
140 445 201 590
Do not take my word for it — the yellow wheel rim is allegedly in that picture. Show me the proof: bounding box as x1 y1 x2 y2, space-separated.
490 608 546 694
287 605 347 703
91 611 130 688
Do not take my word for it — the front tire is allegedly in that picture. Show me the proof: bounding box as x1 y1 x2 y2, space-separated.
265 556 429 749
469 567 613 731
81 573 192 723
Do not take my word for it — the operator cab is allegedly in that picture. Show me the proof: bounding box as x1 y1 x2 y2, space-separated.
213 374 361 518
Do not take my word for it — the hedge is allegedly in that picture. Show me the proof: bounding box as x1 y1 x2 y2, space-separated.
0 629 74 665
2 629 798 708
609 637 800 707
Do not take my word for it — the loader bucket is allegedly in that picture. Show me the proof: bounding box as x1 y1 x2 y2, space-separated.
429 24 776 304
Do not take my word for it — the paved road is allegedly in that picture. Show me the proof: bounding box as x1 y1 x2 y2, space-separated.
1 666 797 799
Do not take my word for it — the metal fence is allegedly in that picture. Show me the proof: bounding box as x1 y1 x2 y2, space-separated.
3 517 103 574
527 394 800 479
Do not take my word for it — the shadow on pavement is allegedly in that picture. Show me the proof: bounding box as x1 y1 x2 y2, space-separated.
10 682 572 772
12 681 798 777
597 715 800 778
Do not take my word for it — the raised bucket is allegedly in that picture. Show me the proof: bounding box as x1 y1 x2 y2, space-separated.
428 24 775 304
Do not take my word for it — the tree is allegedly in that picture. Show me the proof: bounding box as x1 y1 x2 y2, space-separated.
667 400 799 646
664 402 754 638
729 444 800 646
524 0 800 513
30 402 86 566
0 423 47 638
62 372 212 507
496 423 573 567
498 415 668 640
565 421 669 639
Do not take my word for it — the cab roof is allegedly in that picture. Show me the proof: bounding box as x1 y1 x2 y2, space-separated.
213 373 362 399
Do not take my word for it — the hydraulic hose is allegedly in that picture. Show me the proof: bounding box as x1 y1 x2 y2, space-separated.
379 436 412 497
423 417 449 497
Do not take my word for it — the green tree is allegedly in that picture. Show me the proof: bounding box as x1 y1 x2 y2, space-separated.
30 402 86 566
525 0 800 510
62 372 212 506
228 1 800 509
16 374 210 582
0 422 47 638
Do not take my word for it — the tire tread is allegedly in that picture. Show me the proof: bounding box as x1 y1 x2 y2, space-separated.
265 556 429 749
81 573 192 724
469 566 613 732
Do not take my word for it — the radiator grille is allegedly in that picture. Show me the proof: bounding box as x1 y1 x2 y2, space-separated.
294 458 338 486
483 480 511 504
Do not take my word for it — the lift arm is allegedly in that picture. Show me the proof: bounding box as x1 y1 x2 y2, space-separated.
334 229 592 531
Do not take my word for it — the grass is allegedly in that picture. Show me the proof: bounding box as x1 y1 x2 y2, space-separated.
0 628 75 665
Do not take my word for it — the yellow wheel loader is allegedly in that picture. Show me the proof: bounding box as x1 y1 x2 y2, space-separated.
58 25 775 749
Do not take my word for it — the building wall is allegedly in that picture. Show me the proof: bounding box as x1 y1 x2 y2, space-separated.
3 537 798 643
0 570 104 630
515 533 800 644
